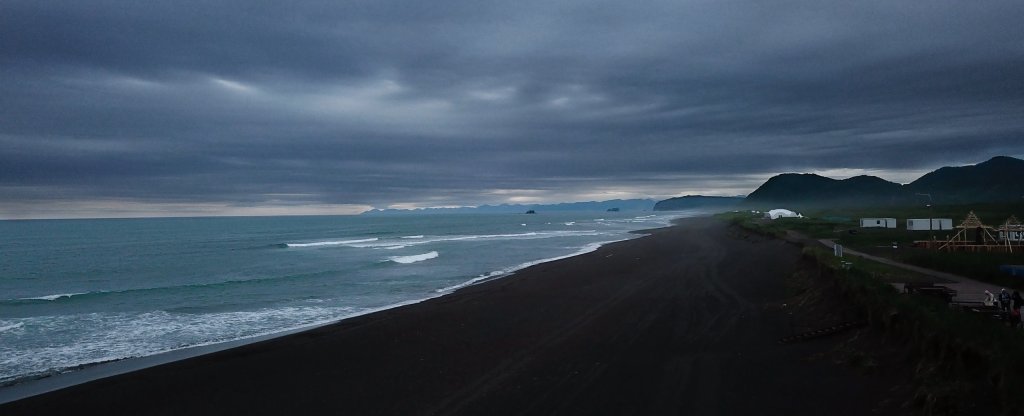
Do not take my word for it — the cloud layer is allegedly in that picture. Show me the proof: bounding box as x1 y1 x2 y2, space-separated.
2 0 1023 217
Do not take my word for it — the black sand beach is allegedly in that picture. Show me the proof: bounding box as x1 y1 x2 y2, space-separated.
1 218 911 415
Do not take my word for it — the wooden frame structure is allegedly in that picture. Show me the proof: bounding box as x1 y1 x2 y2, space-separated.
937 211 1001 252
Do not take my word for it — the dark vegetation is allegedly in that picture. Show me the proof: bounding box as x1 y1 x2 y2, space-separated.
725 212 1024 415
686 156 1024 414
805 246 1024 416
719 202 1024 291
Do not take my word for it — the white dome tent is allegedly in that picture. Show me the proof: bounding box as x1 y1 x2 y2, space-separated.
765 209 803 220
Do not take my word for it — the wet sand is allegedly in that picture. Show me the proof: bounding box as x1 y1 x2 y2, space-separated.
1 217 909 415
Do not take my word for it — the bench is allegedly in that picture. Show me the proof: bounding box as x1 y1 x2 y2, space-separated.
903 282 957 303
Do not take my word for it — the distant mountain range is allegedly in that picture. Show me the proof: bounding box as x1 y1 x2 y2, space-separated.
652 195 744 211
362 199 657 215
906 156 1024 204
744 174 904 206
364 156 1024 215
744 156 1024 208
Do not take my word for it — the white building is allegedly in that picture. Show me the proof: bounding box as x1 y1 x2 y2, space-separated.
860 218 896 228
907 219 929 230
907 218 953 231
932 218 953 230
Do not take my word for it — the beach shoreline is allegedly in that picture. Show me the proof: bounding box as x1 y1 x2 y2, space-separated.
0 218 666 405
1 217 912 415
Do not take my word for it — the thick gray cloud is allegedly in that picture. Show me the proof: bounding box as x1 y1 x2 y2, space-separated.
2 0 1023 217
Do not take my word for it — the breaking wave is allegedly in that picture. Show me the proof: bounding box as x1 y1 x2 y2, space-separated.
2 272 344 307
435 239 629 293
19 293 87 302
388 251 439 264
284 238 379 248
347 230 603 249
0 322 24 333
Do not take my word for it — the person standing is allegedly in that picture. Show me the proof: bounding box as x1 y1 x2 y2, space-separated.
999 289 1012 312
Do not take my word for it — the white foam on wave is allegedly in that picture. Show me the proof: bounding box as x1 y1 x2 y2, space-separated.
347 231 603 249
20 293 87 301
435 238 631 294
435 270 508 293
0 293 453 390
285 238 379 248
0 304 370 385
389 251 439 264
401 235 424 239
564 222 575 226
592 214 675 226
0 322 24 333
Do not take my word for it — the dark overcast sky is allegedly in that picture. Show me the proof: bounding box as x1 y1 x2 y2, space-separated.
2 0 1023 218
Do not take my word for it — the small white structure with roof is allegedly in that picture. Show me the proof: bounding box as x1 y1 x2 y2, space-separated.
907 218 953 231
860 218 896 228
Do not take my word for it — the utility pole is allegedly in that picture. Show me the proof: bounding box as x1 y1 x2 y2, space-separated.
916 193 934 240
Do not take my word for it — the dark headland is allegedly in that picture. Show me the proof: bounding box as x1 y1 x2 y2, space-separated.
1 217 911 415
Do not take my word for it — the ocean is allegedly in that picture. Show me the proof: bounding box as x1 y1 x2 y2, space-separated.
0 211 691 386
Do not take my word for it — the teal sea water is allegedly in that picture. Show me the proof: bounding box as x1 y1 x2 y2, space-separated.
0 211 693 385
